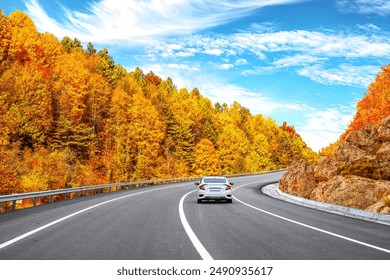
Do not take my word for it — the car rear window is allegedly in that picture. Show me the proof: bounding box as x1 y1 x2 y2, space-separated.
203 177 227 183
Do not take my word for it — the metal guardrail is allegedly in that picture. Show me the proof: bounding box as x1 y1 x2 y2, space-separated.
0 170 285 213
0 177 200 212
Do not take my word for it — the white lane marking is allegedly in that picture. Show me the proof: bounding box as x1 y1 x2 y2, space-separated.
0 183 189 251
179 190 213 260
233 184 390 254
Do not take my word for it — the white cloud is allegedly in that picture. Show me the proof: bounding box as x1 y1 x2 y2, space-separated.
151 30 390 60
204 49 223 56
25 0 306 44
218 63 234 70
24 0 71 37
235 58 248 65
146 29 390 87
202 83 271 113
297 64 380 87
357 23 381 31
198 80 308 115
242 66 276 76
167 63 201 71
272 55 328 68
298 107 355 152
336 0 390 16
235 30 390 58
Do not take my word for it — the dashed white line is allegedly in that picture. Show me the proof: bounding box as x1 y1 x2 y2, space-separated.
233 183 390 254
179 190 213 260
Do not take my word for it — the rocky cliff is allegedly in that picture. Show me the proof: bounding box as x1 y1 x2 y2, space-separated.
279 115 390 214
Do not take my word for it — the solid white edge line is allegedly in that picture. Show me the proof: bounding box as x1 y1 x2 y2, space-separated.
179 190 213 260
233 183 390 255
0 183 188 251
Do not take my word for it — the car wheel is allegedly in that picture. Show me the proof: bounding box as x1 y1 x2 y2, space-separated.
197 199 202 203
227 199 232 203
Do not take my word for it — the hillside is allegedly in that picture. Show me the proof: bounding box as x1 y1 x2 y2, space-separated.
320 64 390 157
0 10 316 196
280 65 390 214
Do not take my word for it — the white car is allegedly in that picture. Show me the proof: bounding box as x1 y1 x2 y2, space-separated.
195 176 233 203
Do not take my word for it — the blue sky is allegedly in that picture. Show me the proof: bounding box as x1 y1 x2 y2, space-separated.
2 0 390 151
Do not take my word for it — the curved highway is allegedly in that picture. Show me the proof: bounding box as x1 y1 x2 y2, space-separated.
0 171 389 260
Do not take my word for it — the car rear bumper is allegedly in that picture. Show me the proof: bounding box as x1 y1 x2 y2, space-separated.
198 191 232 200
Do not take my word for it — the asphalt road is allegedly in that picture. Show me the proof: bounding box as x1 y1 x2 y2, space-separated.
0 171 389 260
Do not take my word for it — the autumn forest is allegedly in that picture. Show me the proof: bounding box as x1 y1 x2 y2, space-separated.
0 10 319 196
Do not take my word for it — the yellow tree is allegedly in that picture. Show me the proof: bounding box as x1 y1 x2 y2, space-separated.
0 11 65 149
110 78 165 181
20 148 69 192
50 51 103 158
0 63 53 148
244 133 275 172
321 65 390 157
84 72 112 153
217 124 249 174
38 32 64 72
0 148 21 196
0 10 11 73
7 11 41 65
193 139 221 175
228 101 251 131
256 116 285 168
344 64 390 136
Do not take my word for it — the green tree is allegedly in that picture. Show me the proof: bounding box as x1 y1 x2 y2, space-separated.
51 115 96 158
86 42 96 55
96 48 126 87
61 36 83 53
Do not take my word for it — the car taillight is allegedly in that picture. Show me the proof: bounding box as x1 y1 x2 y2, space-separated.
199 184 206 190
225 184 231 190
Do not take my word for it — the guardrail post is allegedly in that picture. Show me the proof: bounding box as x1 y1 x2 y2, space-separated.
64 193 67 201
33 197 37 207
50 195 54 203
12 200 16 211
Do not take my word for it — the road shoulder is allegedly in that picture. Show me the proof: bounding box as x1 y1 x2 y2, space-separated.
262 183 390 226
